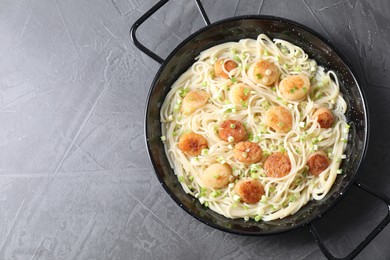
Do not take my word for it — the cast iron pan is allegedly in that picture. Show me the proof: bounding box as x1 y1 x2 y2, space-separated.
131 0 390 259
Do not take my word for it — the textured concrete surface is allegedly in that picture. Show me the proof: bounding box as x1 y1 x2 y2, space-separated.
0 0 389 259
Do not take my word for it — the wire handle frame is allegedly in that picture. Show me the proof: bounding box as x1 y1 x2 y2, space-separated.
309 181 390 260
130 0 210 64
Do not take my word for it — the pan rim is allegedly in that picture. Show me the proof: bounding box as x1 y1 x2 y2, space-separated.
143 14 370 236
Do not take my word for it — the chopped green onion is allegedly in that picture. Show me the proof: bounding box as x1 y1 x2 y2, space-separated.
242 152 248 158
178 176 185 182
243 88 250 96
189 176 194 182
233 55 241 62
230 124 236 129
201 82 207 87
230 76 237 83
260 195 268 203
201 149 209 155
160 136 166 141
233 194 241 201
228 136 235 142
254 215 262 222
337 169 343 174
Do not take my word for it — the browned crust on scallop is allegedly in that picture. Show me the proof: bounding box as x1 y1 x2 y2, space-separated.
233 141 262 164
218 120 247 142
234 179 264 204
307 151 330 176
214 59 237 79
313 108 334 128
178 132 208 156
264 152 292 178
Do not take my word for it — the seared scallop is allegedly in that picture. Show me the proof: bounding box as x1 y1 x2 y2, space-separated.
264 152 291 178
307 151 330 176
264 106 293 133
214 59 238 79
178 132 208 156
181 90 209 115
201 163 233 189
234 178 265 204
279 74 310 101
229 83 251 107
233 141 263 164
249 60 280 86
218 120 247 143
312 107 334 128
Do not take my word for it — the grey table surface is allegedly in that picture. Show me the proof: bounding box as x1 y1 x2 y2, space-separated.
1 0 390 259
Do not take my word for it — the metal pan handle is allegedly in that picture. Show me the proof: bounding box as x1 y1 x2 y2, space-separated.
309 181 390 260
130 0 210 64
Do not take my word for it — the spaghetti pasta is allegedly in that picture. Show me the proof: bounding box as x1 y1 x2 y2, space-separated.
160 34 349 221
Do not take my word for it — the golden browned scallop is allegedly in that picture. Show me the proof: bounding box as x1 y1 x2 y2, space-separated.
249 60 280 86
307 151 330 176
312 107 334 128
214 59 238 79
234 178 265 204
218 120 247 143
229 83 251 107
181 90 209 115
264 152 291 178
178 132 208 156
233 141 263 164
279 74 310 101
201 163 233 189
264 106 293 133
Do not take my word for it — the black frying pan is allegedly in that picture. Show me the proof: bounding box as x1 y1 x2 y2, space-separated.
131 1 390 259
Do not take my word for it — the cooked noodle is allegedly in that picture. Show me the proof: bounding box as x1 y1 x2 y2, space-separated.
160 34 349 221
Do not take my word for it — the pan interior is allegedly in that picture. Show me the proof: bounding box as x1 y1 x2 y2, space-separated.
145 16 368 235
